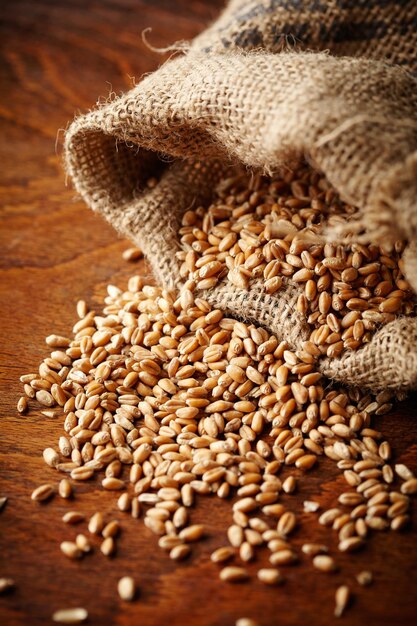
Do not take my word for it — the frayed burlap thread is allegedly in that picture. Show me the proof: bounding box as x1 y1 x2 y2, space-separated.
64 1 417 394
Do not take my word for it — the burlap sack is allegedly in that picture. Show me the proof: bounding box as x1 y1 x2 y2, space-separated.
64 0 417 393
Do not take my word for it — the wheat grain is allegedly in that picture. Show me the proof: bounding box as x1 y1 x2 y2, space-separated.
211 546 236 563
313 555 338 572
102 520 120 538
58 479 72 499
179 524 205 542
122 247 143 262
31 484 54 502
178 166 415 360
100 537 116 556
62 511 85 524
88 512 104 535
356 570 373 586
395 464 414 481
257 568 284 585
169 544 191 561
334 585 350 617
19 216 417 618
0 578 15 594
52 608 88 624
401 478 417 495
219 566 249 582
302 543 328 556
43 448 60 468
117 576 136 601
17 396 28 414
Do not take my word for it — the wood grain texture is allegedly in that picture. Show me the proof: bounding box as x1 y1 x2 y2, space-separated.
0 1 416 625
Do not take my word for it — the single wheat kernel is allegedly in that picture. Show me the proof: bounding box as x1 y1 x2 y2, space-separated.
356 571 373 586
76 300 88 318
17 396 28 414
169 544 191 561
401 478 417 495
257 568 284 585
118 576 136 601
334 585 350 617
211 546 236 563
282 476 297 494
302 543 329 556
58 479 72 499
240 541 255 562
269 549 298 566
0 578 15 594
122 247 143 262
395 464 414 481
52 607 88 624
391 514 410 531
228 524 244 547
102 520 120 538
318 508 341 526
303 500 320 512
313 555 338 572
277 511 297 537
31 484 54 502
102 477 125 491
88 512 104 535
43 448 60 468
117 492 131 512
179 524 205 542
100 537 116 556
62 511 85 524
338 537 364 553
70 467 94 481
219 566 249 582
45 335 70 348
36 389 55 407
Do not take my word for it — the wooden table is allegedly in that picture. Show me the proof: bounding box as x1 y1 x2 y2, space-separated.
0 1 416 625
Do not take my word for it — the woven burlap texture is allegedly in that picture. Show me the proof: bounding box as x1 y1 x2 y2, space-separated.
193 0 417 73
64 1 417 393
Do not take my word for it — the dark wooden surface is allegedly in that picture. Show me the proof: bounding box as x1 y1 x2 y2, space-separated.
0 1 416 625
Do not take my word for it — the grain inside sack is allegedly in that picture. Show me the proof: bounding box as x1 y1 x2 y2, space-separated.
15 0 417 621
64 0 417 392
